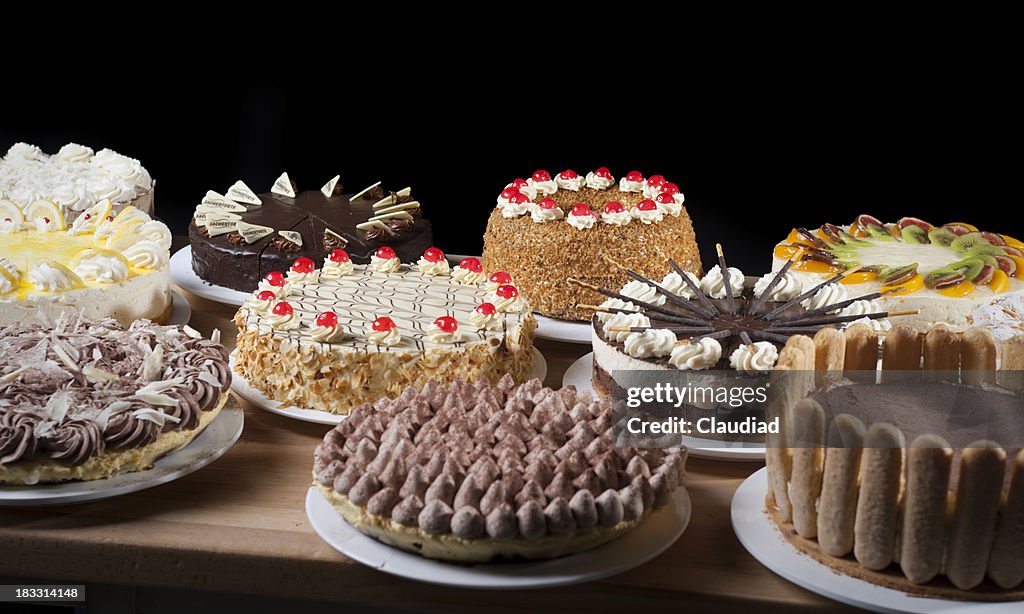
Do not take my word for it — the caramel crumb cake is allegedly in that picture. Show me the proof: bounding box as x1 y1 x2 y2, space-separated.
482 168 701 321
313 375 687 562
0 317 231 485
232 247 536 415
768 326 1024 599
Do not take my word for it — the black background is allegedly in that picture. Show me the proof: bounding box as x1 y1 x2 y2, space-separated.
2 60 1015 273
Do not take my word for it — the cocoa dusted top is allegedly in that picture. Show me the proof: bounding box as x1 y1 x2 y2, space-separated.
0 317 231 468
314 375 686 540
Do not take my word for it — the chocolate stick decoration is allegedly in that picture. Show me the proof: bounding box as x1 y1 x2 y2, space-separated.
772 292 884 322
716 244 738 315
745 250 804 316
578 304 709 327
691 329 734 342
606 326 715 335
749 330 794 344
621 269 715 319
762 265 863 320
668 258 719 316
568 278 712 324
739 331 754 346
767 310 892 329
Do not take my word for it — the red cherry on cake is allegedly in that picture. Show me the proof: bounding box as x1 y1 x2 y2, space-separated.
637 199 658 211
594 167 612 178
316 311 339 328
329 249 350 263
510 178 529 189
603 201 626 214
106 215 114 222
458 257 482 273
372 316 397 332
559 169 578 179
506 192 530 205
422 247 445 263
660 182 680 195
570 203 592 217
489 271 512 285
272 301 293 316
264 271 286 287
433 316 459 334
537 198 557 210
476 302 497 316
499 187 522 200
375 246 397 260
625 170 644 182
256 290 276 302
496 285 519 300
532 170 552 182
647 175 666 187
291 257 315 273
655 193 675 205
83 213 92 220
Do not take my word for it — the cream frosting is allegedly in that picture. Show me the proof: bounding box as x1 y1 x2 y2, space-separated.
602 312 651 343
28 263 78 292
417 257 451 276
321 259 354 278
526 178 557 196
700 265 744 299
452 267 486 285
659 199 683 217
371 255 401 273
244 293 275 313
567 212 596 230
619 177 645 193
73 254 129 284
801 283 849 311
469 309 502 331
596 298 638 322
555 174 585 191
531 205 564 223
585 172 615 190
309 323 346 343
620 280 664 306
367 327 402 347
729 342 779 373
501 201 530 218
286 270 320 285
753 271 805 302
624 329 677 359
491 291 526 313
601 209 632 226
265 309 301 330
660 270 699 299
427 325 462 344
631 206 664 224
669 338 723 370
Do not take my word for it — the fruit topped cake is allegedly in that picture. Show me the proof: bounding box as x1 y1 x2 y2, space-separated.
313 375 687 562
482 168 701 321
772 216 1024 340
1 142 154 221
232 248 536 415
189 173 433 292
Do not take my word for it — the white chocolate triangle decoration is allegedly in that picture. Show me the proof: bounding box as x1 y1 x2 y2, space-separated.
226 180 261 205
278 230 303 247
321 175 341 198
197 201 246 214
236 222 274 244
206 217 237 237
372 187 413 209
355 220 395 235
202 191 241 209
271 172 295 197
349 181 381 202
324 227 348 247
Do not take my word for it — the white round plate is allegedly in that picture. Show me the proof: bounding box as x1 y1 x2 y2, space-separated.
170 245 249 306
732 468 1019 613
533 313 592 344
168 290 192 326
306 485 690 589
0 397 244 507
562 353 765 462
230 348 548 426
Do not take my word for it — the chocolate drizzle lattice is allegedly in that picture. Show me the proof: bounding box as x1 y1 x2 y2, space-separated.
574 244 913 350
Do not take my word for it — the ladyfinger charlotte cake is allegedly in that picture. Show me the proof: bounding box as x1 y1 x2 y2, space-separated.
773 216 1024 340
0 317 231 484
0 201 173 327
232 248 536 415
313 375 687 562
189 173 432 292
482 168 701 321
1 142 154 220
767 326 1024 598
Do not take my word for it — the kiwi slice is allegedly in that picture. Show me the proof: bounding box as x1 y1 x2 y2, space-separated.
951 231 991 254
880 263 919 286
928 227 957 247
866 224 894 240
900 225 929 244
925 266 965 289
965 244 1007 258
949 257 985 280
839 231 871 246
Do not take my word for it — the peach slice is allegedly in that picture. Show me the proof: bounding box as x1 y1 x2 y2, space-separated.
774 244 806 260
1009 255 1024 279
785 228 801 243
989 269 1010 294
839 271 878 285
881 273 924 296
936 280 975 298
792 260 843 274
1002 234 1024 249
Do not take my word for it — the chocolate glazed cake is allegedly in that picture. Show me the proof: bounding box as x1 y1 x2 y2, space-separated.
189 175 433 291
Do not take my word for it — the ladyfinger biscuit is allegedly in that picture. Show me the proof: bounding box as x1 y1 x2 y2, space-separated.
961 327 997 386
814 327 846 386
817 414 865 557
881 325 922 382
844 323 879 382
854 423 905 570
899 434 953 584
945 442 1006 590
997 335 1024 393
922 325 960 382
766 445 793 522
789 398 825 538
988 449 1024 589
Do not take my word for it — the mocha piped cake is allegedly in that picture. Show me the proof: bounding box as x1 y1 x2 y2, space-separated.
313 375 687 562
189 173 433 292
0 317 232 484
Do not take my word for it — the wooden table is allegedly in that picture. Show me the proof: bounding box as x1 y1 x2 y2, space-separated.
0 287 857 613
